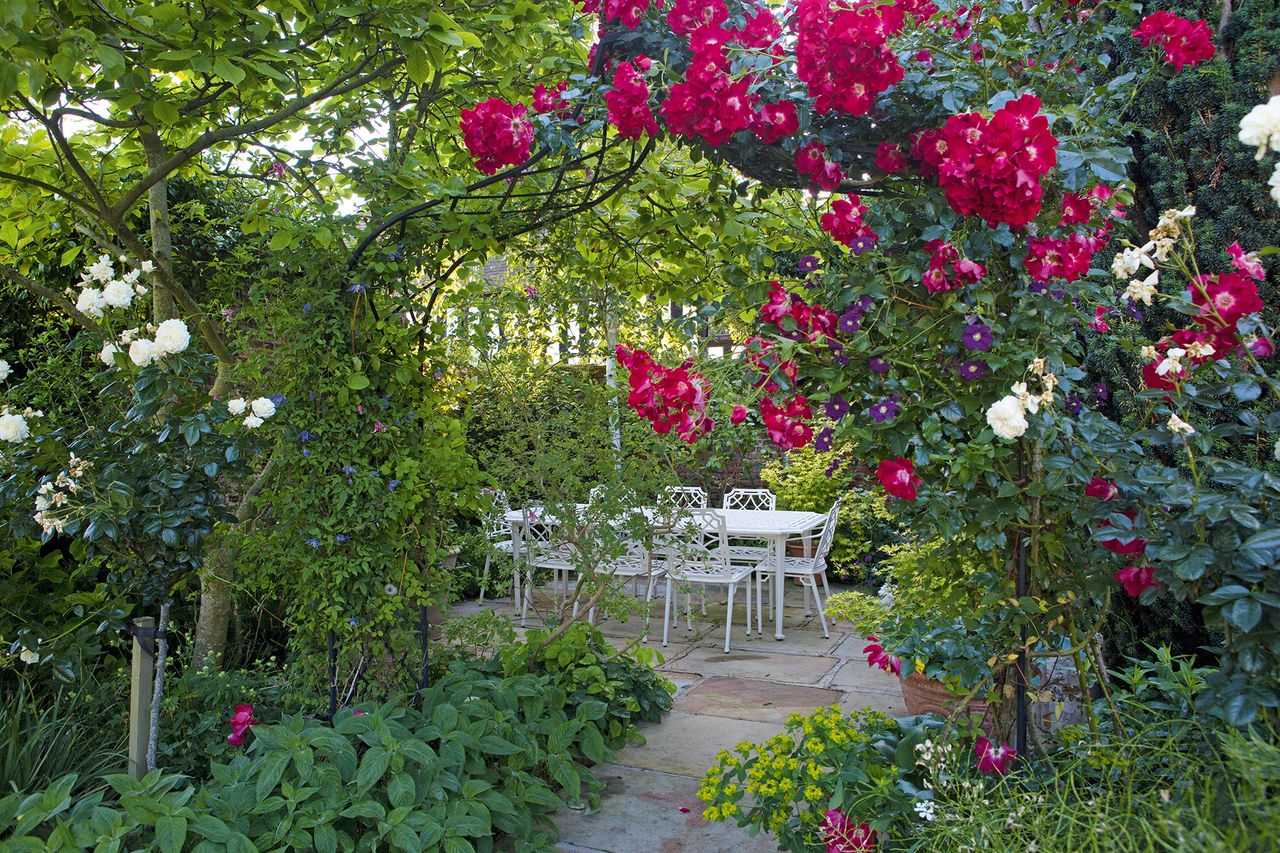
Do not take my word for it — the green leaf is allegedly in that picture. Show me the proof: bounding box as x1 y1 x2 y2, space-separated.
1224 597 1262 633
388 772 416 809
355 746 390 792
313 823 338 853
156 815 187 853
347 373 370 390
256 751 290 801
191 814 230 842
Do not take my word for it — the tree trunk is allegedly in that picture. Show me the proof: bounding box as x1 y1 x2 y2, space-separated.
141 131 177 321
192 543 235 669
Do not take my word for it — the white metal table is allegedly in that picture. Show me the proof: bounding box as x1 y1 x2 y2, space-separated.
505 505 826 640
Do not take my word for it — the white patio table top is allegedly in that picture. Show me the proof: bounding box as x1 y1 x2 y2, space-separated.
505 505 826 640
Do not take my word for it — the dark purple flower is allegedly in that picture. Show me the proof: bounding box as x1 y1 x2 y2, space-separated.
868 356 890 374
850 235 877 255
1092 382 1109 404
853 296 873 312
824 394 851 420
1066 393 1084 416
525 285 538 298
962 321 993 351
343 465 356 477
828 339 849 366
302 448 310 458
797 255 820 272
348 282 366 293
269 393 286 407
389 479 401 491
298 429 311 442
868 397 900 423
838 308 862 335
335 534 349 543
305 538 320 548
302 303 312 313
814 427 835 452
958 359 988 382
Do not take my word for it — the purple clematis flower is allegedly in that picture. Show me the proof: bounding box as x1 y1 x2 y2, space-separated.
868 397 900 423
958 359 988 382
797 255 821 273
868 356 890 374
962 321 993 351
850 235 877 255
824 394 851 420
1066 393 1084 416
814 427 835 453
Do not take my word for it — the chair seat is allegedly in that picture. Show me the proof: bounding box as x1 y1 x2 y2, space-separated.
776 555 828 577
714 544 772 562
666 561 757 585
527 544 575 570
602 554 665 579
490 539 515 553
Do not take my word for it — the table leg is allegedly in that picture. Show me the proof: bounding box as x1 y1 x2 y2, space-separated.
774 534 786 640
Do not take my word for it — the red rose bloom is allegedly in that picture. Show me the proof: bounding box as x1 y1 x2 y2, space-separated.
1132 11 1215 71
1115 565 1160 597
605 62 660 139
1085 477 1118 500
751 101 799 144
794 140 846 190
876 457 920 501
874 141 908 173
820 195 879 249
459 98 535 175
1188 273 1264 330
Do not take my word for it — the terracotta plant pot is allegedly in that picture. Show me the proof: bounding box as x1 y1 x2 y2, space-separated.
786 540 809 557
900 673 994 733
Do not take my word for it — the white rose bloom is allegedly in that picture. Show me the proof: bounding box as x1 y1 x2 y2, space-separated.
0 359 9 382
134 283 149 297
1141 345 1159 362
99 342 122 366
1270 163 1280 207
227 398 248 415
1111 246 1152 280
140 260 154 273
102 280 135 308
1011 381 1040 414
250 397 276 419
0 411 30 443
119 328 140 344
1155 348 1185 377
1167 414 1195 436
1273 437 1280 463
243 414 264 429
128 338 156 367
19 648 39 664
986 395 1028 440
85 254 114 282
1174 205 1196 220
1238 95 1280 160
122 269 140 284
1125 271 1159 306
75 287 106 318
153 318 191 355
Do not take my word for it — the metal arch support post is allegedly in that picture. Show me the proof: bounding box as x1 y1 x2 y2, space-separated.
1015 444 1029 759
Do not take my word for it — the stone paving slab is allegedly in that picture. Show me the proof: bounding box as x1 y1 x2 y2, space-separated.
827 660 904 695
674 645 838 685
705 627 847 656
675 675 845 724
554 764 779 853
655 670 704 699
613 711 783 778
841 688 909 717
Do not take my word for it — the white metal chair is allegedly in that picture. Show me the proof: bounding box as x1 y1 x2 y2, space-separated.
757 497 842 638
590 545 665 633
516 507 576 627
663 485 708 508
478 490 514 605
722 488 777 511
659 509 760 653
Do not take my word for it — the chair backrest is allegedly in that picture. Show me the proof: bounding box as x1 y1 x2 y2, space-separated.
722 488 777 511
811 498 843 571
587 485 607 505
483 489 511 540
662 509 731 578
663 485 708 509
519 506 556 549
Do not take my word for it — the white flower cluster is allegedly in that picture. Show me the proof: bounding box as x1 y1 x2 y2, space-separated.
0 406 43 444
100 319 190 368
74 254 151 319
986 358 1057 441
0 357 10 382
227 395 277 429
1110 207 1200 307
1239 95 1280 207
32 455 90 536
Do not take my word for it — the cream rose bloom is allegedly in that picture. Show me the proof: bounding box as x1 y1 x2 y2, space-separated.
227 398 248 415
243 414 264 429
128 338 157 367
153 319 190 355
250 397 276 419
99 342 122 366
986 395 1028 440
0 410 30 443
102 280 135 308
0 359 10 382
1238 95 1280 160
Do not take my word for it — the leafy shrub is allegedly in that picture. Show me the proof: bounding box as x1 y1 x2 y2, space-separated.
1 666 640 852
0 683 125 797
760 447 900 584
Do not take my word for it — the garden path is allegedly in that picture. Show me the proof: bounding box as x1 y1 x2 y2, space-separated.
459 586 903 853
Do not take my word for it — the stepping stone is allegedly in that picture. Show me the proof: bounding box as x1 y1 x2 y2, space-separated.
709 627 846 656
675 676 845 724
841 688 909 718
554 764 779 853
827 660 904 695
674 646 838 685
613 712 782 778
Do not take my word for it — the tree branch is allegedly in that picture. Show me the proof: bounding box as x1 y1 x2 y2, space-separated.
0 263 104 334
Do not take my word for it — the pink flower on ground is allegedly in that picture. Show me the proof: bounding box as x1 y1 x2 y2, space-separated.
226 703 258 746
974 736 1016 775
820 809 877 853
353 709 368 716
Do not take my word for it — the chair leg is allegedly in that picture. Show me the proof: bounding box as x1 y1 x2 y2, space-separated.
802 578 812 615
685 588 693 631
725 582 736 654
755 571 763 635
662 577 672 647
700 585 707 617
810 576 830 639
479 552 492 604
519 565 532 628
745 577 752 636
821 571 830 599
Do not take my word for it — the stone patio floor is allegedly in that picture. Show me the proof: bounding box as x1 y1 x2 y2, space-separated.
457 583 903 853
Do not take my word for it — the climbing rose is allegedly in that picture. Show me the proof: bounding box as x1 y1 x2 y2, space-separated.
1226 243 1265 281
1100 509 1147 557
974 737 1016 775
666 0 727 35
1023 233 1102 284
606 62 659 139
532 81 570 115
794 0 905 117
751 101 799 144
744 336 798 393
1188 272 1263 330
1085 477 1118 501
760 395 813 450
226 703 258 746
586 0 662 30
1132 11 1215 71
986 395 1028 440
820 195 878 250
874 142 907 173
1060 192 1092 225
922 239 985 292
876 457 920 500
820 808 877 853
795 140 846 190
153 318 191 355
730 405 747 425
661 35 756 146
616 345 713 443
1115 565 1160 597
460 98 534 175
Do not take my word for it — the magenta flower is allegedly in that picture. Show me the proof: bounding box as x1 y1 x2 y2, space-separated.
373 421 386 433
863 636 902 675
820 808 877 853
353 709 368 717
730 405 748 425
226 703 258 746
974 736 1017 775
